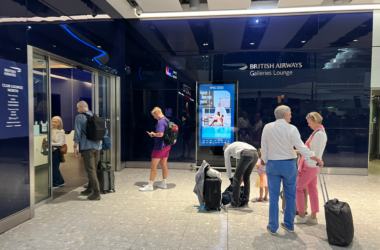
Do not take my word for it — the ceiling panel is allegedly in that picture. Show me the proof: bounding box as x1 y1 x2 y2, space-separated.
207 0 251 10
136 0 183 12
106 0 136 18
278 0 324 7
258 16 309 49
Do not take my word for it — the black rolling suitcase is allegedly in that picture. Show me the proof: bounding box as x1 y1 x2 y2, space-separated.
203 177 222 211
97 160 115 194
318 168 354 247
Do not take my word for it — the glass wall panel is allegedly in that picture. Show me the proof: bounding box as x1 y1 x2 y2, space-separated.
33 53 51 203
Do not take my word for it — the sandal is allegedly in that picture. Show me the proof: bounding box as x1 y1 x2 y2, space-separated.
263 198 269 201
255 198 263 202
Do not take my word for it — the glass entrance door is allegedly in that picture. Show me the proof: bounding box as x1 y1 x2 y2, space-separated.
370 93 380 161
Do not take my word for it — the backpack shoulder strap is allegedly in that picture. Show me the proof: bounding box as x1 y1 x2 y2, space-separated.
160 117 170 135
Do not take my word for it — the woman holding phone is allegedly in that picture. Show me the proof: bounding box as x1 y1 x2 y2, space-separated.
140 107 171 192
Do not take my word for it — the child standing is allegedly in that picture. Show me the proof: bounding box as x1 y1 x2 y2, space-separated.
255 148 268 202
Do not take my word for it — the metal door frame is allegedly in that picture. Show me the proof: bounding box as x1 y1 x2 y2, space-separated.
95 72 120 171
27 46 121 218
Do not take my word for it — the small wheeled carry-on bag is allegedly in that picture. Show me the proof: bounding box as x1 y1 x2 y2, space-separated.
318 168 354 247
203 176 222 211
97 158 115 194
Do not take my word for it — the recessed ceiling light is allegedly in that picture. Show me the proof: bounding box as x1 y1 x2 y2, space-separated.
353 39 358 42
255 20 259 23
16 48 20 50
27 26 31 29
203 43 208 46
53 45 56 47
301 41 306 43
250 43 255 45
97 45 101 48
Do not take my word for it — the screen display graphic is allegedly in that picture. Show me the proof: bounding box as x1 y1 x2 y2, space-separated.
199 84 235 146
0 58 28 140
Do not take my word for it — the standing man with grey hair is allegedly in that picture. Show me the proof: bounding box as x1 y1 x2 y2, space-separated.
261 105 324 235
223 142 258 209
74 101 102 201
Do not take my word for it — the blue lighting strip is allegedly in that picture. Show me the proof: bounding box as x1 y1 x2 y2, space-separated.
61 24 106 65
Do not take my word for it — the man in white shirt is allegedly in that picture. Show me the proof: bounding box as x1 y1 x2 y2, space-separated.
223 142 259 209
261 105 324 235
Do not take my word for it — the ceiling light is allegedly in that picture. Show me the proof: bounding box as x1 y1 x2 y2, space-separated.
97 45 101 48
27 26 31 29
301 41 306 43
137 4 380 19
16 48 20 50
203 43 208 46
353 39 358 42
255 20 259 23
250 43 255 45
53 45 56 47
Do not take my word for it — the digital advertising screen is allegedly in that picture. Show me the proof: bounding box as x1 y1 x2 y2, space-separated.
198 83 236 146
0 58 29 140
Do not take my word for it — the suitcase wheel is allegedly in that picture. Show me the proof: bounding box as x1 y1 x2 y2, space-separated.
102 190 107 194
205 206 210 211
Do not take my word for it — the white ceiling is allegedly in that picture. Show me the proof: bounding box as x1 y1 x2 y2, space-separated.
136 0 183 12
106 0 380 19
207 0 251 11
278 0 324 8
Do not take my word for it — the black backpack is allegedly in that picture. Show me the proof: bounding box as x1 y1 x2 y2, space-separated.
161 118 179 145
81 112 106 141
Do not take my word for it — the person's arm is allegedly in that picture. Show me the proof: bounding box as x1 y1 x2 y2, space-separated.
149 132 164 138
149 119 165 138
309 133 326 165
255 159 261 169
261 126 268 163
224 149 233 179
73 115 82 157
291 128 324 167
52 133 65 146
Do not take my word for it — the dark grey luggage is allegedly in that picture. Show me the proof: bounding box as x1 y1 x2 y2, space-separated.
97 160 115 194
318 168 354 246
203 177 222 211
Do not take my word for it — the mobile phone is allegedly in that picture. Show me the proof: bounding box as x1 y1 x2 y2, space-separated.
146 131 150 134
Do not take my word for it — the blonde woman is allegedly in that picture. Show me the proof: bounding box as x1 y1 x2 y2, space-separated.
51 116 66 188
295 112 327 224
140 107 171 191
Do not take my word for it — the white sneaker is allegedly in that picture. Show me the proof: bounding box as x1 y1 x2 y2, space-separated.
139 185 153 192
307 217 318 225
157 182 167 189
294 215 308 224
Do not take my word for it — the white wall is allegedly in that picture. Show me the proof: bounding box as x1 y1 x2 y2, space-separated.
371 10 380 88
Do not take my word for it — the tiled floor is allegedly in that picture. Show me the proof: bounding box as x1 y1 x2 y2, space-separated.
1 168 380 250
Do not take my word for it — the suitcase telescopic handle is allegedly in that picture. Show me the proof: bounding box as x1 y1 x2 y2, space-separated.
317 164 329 204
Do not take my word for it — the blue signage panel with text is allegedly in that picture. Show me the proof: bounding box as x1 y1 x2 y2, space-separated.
0 58 29 140
199 84 235 146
